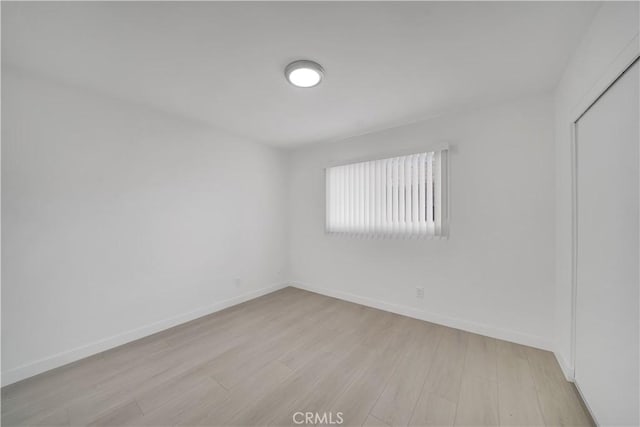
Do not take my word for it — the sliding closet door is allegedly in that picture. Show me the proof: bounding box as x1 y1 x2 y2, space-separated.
575 60 639 426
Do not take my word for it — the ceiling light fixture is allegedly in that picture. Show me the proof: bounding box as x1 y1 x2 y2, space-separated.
285 60 324 88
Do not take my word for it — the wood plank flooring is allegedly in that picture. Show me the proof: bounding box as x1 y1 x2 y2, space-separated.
2 287 594 426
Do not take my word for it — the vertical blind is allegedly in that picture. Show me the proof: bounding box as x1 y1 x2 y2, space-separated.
325 149 448 238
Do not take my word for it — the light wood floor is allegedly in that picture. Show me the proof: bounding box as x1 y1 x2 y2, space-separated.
2 287 593 427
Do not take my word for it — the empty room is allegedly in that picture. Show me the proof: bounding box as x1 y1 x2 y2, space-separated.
1 1 639 426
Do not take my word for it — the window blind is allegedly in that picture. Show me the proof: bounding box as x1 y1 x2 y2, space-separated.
325 150 448 238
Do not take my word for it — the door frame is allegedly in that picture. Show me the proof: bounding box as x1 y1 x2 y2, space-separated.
569 35 639 425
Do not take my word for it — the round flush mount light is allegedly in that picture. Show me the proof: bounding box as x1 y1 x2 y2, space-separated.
285 60 324 88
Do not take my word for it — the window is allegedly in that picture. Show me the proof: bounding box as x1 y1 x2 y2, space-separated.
325 149 448 238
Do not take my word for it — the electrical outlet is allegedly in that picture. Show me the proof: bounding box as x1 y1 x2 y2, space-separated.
234 278 242 288
416 286 424 299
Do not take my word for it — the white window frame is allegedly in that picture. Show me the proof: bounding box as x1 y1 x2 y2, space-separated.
325 147 449 239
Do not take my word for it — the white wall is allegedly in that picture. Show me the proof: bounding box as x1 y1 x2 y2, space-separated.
1 69 289 385
553 1 639 378
288 94 556 349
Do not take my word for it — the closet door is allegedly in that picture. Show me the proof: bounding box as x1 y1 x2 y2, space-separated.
575 59 639 426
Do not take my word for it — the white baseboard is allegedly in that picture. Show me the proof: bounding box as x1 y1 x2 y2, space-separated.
573 378 599 426
1 283 287 387
555 354 597 424
554 351 575 382
3 281 557 387
290 281 554 352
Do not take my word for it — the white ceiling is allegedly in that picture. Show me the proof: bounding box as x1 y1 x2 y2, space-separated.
2 1 599 147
